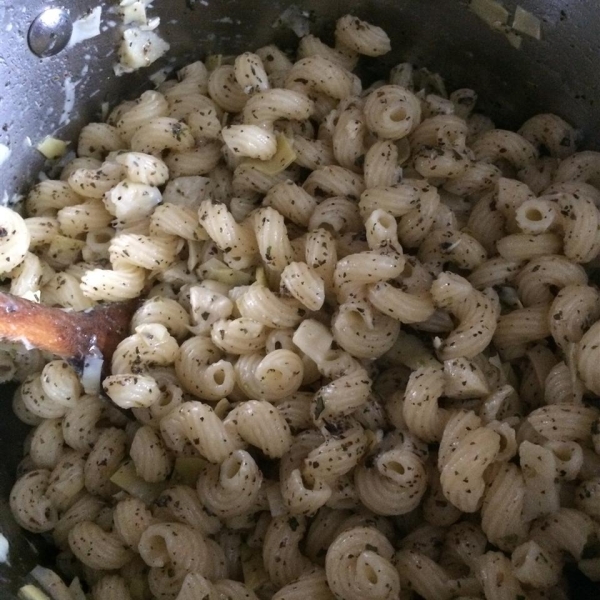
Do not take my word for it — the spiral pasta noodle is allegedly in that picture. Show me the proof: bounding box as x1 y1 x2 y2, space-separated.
438 410 501 512
325 526 400 600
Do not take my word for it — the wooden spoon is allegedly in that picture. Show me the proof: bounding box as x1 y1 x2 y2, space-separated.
0 294 138 587
0 292 138 365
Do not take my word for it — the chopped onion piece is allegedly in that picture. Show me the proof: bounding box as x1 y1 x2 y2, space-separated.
469 0 525 49
502 26 523 49
205 54 236 70
120 1 147 26
513 6 541 39
0 533 8 565
415 68 448 97
18 586 50 600
149 66 173 87
502 361 518 387
266 482 286 517
68 7 102 48
469 0 508 27
199 258 254 287
214 397 232 418
489 353 503 370
116 28 170 75
273 5 311 38
255 266 268 287
365 429 383 454
21 290 41 303
241 544 270 591
68 579 86 600
110 460 167 503
388 331 440 370
141 17 160 31
245 135 296 175
499 286 523 309
81 352 103 395
36 137 68 160
206 54 223 70
30 566 72 600
172 457 207 486
470 0 509 27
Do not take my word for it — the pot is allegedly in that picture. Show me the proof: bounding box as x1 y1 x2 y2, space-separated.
0 0 598 596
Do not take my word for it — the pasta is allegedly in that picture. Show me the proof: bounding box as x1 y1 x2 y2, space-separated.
279 432 331 515
272 568 335 600
576 319 600 395
10 469 57 533
298 34 357 71
92 575 133 600
161 400 243 462
139 521 215 577
325 526 399 600
395 548 451 599
476 551 528 600
0 206 30 274
155 485 221 536
197 449 263 518
235 350 304 401
334 15 391 57
332 97 367 172
549 284 600 351
3 12 600 600
515 255 587 307
84 427 128 497
303 425 369 482
438 411 501 512
431 272 499 360
481 462 527 550
403 365 448 442
364 85 421 140
354 437 427 515
226 399 293 458
527 404 599 442
285 56 356 100
331 301 400 359
222 125 278 160
68 521 133 570
130 424 173 482
236 285 305 329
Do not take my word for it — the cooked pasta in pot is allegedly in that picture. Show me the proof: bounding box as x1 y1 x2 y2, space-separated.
3 12 600 600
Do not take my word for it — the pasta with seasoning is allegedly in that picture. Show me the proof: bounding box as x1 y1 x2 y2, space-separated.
3 12 600 600
325 526 400 600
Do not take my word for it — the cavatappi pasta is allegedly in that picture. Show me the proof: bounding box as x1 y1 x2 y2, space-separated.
4 12 600 600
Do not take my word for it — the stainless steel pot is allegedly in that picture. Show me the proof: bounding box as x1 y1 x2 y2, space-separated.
0 0 598 596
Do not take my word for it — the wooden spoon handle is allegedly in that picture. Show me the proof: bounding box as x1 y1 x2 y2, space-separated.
0 293 137 362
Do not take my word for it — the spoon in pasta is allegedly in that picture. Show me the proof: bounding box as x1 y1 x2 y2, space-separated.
0 291 138 374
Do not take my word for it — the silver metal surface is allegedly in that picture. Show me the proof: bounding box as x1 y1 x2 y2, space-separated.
0 0 599 203
27 7 73 57
0 0 599 596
